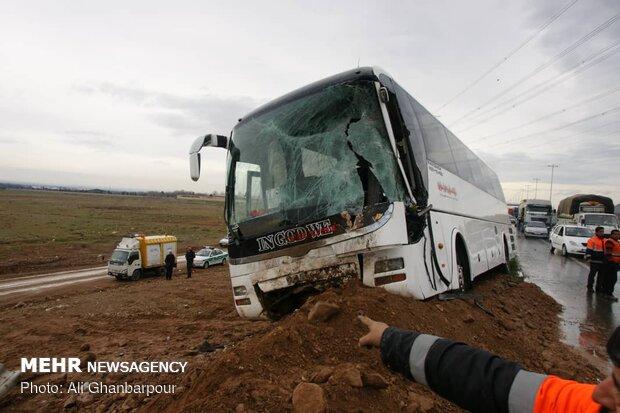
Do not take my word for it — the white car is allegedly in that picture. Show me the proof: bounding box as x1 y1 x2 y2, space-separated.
549 225 593 256
193 247 228 268
523 221 549 238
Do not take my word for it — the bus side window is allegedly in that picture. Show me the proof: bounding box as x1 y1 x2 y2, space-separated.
417 109 457 174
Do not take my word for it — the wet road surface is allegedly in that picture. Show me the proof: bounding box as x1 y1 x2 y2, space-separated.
0 257 187 297
517 234 618 361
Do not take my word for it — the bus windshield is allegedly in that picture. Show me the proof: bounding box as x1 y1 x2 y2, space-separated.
584 214 619 226
226 80 406 234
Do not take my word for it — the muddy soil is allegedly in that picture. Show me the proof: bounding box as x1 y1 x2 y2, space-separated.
0 269 604 412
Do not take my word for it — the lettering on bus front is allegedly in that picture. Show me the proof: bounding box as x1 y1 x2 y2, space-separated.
256 219 337 252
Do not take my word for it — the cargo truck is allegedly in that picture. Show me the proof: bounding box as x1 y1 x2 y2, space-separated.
517 199 552 232
557 194 619 235
107 235 177 281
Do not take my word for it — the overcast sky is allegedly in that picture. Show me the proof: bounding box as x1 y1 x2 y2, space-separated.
0 0 619 206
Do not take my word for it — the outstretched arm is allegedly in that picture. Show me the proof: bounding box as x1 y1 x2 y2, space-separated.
357 316 608 413
358 316 541 412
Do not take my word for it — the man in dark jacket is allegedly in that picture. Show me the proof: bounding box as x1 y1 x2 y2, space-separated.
185 247 196 279
164 251 176 280
358 315 620 412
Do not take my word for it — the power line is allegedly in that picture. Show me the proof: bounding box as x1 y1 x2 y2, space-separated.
449 11 620 128
456 41 620 132
480 105 620 148
525 121 620 150
466 86 620 144
436 0 579 111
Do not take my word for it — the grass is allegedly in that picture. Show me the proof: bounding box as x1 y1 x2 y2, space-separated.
0 189 226 272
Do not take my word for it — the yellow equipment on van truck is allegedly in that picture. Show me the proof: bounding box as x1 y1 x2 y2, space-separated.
107 235 177 281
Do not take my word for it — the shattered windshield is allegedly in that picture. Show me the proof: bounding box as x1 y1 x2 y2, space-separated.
226 80 406 233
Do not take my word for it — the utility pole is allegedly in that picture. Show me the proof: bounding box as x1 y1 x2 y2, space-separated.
524 184 531 199
532 178 541 199
547 164 559 206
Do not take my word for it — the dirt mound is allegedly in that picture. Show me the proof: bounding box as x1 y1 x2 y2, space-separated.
145 274 602 412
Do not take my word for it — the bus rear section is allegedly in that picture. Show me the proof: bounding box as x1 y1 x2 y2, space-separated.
189 67 511 319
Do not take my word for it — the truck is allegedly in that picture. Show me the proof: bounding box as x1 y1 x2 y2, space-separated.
107 235 177 281
517 199 553 231
557 194 619 235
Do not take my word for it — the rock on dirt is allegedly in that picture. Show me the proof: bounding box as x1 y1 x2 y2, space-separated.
292 382 327 413
407 394 436 412
330 364 363 387
309 366 334 384
307 301 340 322
462 313 475 324
361 371 389 389
79 352 96 369
80 343 90 352
63 395 77 409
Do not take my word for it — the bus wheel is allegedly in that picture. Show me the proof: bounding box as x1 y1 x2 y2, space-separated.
456 240 471 290
131 270 141 281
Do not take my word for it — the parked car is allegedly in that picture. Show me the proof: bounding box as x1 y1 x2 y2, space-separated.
523 221 549 238
194 247 228 268
549 224 593 256
219 237 229 247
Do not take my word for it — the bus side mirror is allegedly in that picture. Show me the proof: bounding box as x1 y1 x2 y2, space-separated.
189 134 229 181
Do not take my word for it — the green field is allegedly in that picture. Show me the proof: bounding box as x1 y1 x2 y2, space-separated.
0 189 226 276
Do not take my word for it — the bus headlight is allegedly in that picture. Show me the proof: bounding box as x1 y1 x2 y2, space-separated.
375 258 404 274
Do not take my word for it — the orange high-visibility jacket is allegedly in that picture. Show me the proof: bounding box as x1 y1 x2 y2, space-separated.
605 238 620 264
534 376 600 413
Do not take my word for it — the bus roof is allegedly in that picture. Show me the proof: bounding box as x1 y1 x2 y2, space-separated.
237 67 379 126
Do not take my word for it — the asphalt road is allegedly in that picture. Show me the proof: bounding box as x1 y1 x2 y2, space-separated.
0 257 187 297
517 234 619 361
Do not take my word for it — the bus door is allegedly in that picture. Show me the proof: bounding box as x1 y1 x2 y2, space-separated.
428 213 452 289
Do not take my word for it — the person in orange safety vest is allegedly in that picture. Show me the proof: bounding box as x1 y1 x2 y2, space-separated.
586 226 607 293
602 229 620 298
358 315 620 412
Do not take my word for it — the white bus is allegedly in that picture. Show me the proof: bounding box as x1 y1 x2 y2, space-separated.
190 67 513 319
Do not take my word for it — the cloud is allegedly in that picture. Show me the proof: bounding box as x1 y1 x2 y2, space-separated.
62 130 117 150
77 82 258 135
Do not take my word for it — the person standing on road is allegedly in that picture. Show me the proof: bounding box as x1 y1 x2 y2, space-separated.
586 226 606 293
164 251 176 280
185 247 196 279
358 315 620 412
603 229 620 300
